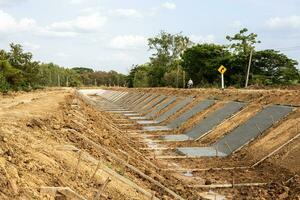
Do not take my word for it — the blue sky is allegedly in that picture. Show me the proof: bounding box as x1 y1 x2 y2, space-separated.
0 0 300 73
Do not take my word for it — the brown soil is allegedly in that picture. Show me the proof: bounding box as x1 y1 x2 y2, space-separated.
0 87 299 199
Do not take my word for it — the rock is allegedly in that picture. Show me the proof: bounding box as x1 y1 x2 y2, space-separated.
7 156 12 161
53 125 60 130
6 149 14 157
2 137 8 142
205 179 212 185
278 191 289 199
0 147 4 155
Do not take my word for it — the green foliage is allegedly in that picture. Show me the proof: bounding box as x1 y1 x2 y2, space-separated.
147 31 192 87
226 28 261 55
128 29 300 88
251 50 300 85
181 44 231 86
0 43 128 92
163 66 185 88
0 73 9 92
72 67 94 74
0 60 24 91
133 65 150 87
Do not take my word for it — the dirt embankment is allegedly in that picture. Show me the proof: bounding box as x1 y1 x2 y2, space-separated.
103 87 300 199
1 87 299 200
0 89 152 199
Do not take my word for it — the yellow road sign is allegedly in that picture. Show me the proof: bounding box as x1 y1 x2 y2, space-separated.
218 65 227 74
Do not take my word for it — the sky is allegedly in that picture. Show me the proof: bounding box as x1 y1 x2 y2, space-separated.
0 0 300 74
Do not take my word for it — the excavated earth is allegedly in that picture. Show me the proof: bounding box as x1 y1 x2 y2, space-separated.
0 87 299 200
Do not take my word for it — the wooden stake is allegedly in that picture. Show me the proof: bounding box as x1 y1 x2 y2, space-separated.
65 128 184 200
90 161 102 181
188 182 266 189
74 150 83 180
252 132 300 167
94 177 112 200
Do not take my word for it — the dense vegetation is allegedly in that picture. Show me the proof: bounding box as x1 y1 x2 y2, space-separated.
128 29 300 88
1 28 299 92
0 44 126 92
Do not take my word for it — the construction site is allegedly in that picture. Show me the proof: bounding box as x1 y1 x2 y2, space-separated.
0 87 299 200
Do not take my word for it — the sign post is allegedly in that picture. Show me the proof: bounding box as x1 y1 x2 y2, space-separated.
221 73 224 89
218 65 227 89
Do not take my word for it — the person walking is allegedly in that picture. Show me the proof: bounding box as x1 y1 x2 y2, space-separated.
187 78 193 88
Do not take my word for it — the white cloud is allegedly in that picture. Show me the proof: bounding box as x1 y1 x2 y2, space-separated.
37 29 79 38
266 15 300 29
0 0 26 6
47 13 107 32
57 52 70 58
113 52 134 62
231 20 242 28
0 10 36 33
162 2 176 10
190 34 215 44
23 42 40 51
109 9 143 18
69 0 84 5
110 35 147 49
0 10 107 38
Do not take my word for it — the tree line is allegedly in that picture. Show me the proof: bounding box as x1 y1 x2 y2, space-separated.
1 28 299 92
0 43 126 92
128 29 300 88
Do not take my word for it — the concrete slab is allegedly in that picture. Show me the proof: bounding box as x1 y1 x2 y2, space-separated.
155 97 193 123
109 110 135 113
143 126 172 131
122 93 142 105
124 113 140 116
128 93 152 109
129 116 147 120
163 134 190 141
168 99 215 129
135 94 159 111
145 96 177 118
176 104 294 157
137 120 157 125
142 95 167 112
127 93 146 105
186 101 246 140
177 147 227 157
214 104 294 155
163 101 245 141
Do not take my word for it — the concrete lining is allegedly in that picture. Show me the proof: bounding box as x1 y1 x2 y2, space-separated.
124 113 140 116
214 105 294 155
128 93 152 109
134 94 159 111
128 93 147 105
177 104 294 157
136 97 177 124
145 97 177 118
141 95 167 113
155 97 193 123
143 99 215 131
163 101 246 141
168 99 215 129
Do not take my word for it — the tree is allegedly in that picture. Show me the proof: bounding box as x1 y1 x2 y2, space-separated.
226 28 261 86
132 64 150 87
251 50 300 85
163 65 185 88
226 28 260 55
181 44 232 86
0 60 23 91
147 31 192 86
